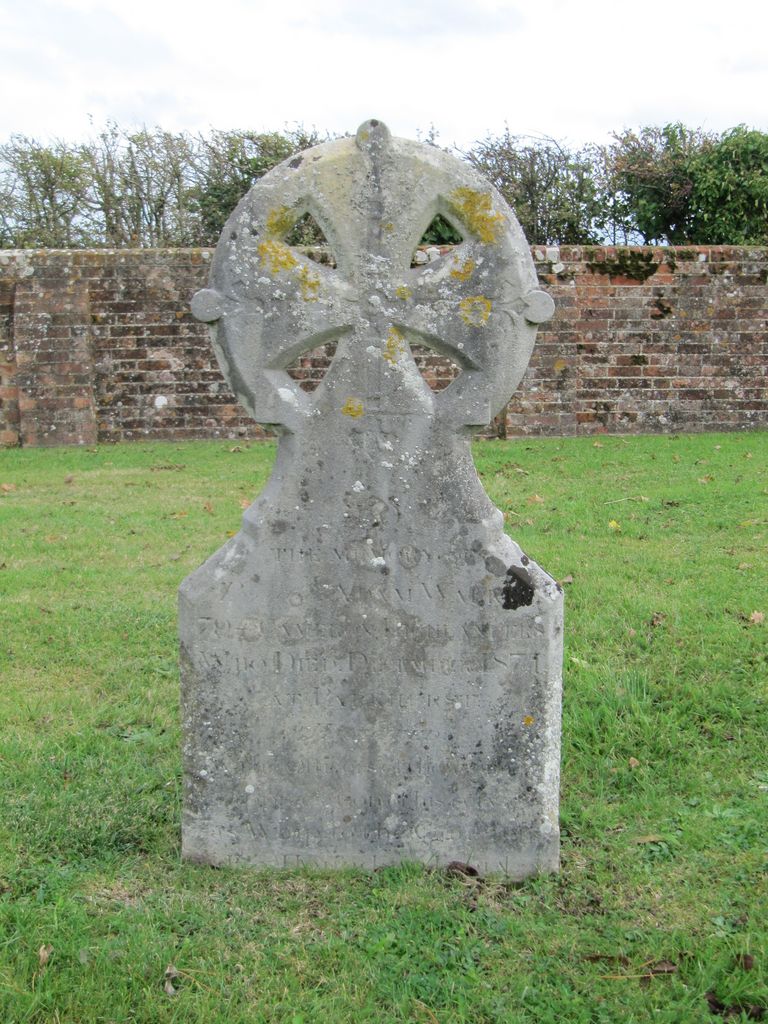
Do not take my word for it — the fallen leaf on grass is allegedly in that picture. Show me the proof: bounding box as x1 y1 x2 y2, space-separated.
202 501 213 514
38 944 53 967
637 960 678 988
635 834 665 844
628 757 640 769
604 494 648 505
64 474 74 484
705 991 766 1020
748 611 764 625
239 498 251 510
649 959 677 975
602 963 678 983
698 475 715 484
229 446 243 453
583 953 630 966
1 483 16 493
608 519 621 531
736 954 756 971
527 493 545 505
560 574 574 585
169 510 188 519
593 441 604 448
738 562 753 570
650 611 666 628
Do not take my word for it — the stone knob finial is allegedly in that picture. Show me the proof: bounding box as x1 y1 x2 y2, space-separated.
191 288 224 324
355 118 391 154
522 289 556 324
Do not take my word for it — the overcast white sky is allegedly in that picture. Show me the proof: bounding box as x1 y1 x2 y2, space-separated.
1 0 766 149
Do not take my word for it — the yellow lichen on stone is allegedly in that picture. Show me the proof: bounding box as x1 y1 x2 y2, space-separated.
265 205 296 238
297 264 320 302
459 295 492 327
523 715 535 727
382 221 395 234
449 188 504 244
395 284 411 301
450 258 475 282
258 239 297 275
383 326 406 365
341 398 364 417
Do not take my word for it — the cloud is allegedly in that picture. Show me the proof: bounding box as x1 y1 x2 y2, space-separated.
305 0 524 39
1 0 170 75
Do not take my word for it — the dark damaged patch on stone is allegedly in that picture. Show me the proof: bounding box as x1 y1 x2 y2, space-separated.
289 157 303 169
502 565 535 610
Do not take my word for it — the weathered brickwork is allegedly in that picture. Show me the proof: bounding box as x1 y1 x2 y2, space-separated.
513 246 768 436
0 246 765 446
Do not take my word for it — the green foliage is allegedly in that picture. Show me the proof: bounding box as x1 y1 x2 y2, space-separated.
191 127 324 245
464 129 604 244
418 213 463 245
606 123 715 244
605 123 768 245
78 123 199 247
0 432 767 1022
0 124 326 249
0 136 92 247
691 126 768 244
1 120 768 248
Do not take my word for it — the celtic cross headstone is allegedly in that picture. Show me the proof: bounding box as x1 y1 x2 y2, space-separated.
180 120 563 876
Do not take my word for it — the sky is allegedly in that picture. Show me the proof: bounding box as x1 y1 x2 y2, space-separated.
1 0 767 150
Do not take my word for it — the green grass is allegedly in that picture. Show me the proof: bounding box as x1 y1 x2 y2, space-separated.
0 432 766 1023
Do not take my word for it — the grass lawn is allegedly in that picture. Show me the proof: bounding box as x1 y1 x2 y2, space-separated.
0 431 766 1023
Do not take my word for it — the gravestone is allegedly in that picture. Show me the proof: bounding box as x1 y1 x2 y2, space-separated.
180 119 562 876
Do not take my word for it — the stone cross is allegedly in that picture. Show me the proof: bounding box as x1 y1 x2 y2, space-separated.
180 120 563 876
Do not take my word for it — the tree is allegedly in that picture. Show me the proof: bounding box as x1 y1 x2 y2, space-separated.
606 123 715 244
0 124 326 249
0 136 92 247
79 123 199 247
690 126 768 244
463 129 603 245
1 121 767 250
190 127 323 245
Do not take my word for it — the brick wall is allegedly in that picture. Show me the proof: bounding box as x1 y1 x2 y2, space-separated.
0 245 765 447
